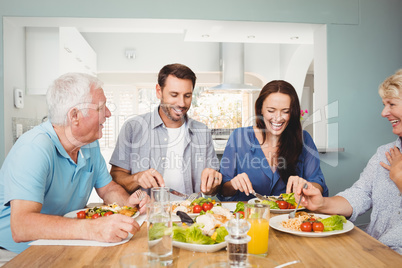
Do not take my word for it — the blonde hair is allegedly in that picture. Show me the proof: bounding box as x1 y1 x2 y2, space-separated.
379 69 402 99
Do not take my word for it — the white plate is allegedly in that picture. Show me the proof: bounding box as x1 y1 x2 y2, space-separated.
269 213 354 237
248 197 305 214
64 208 140 219
172 240 227 253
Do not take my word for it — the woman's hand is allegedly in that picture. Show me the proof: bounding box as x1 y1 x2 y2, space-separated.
286 176 307 196
380 146 402 193
287 175 324 199
230 173 254 196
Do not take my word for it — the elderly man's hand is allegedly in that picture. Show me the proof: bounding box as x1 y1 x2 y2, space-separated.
88 214 141 243
127 190 150 214
200 168 222 195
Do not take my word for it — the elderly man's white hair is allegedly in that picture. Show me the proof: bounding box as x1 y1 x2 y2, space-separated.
46 73 104 126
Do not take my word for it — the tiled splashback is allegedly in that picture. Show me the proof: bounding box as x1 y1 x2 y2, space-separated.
12 117 44 143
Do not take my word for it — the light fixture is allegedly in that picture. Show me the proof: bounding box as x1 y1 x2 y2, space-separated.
125 49 136 59
290 36 299 40
247 35 255 39
202 34 210 38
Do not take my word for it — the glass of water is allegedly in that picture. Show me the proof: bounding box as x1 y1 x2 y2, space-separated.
150 187 170 203
147 202 173 264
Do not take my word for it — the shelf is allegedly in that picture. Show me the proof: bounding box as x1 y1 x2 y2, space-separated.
317 147 345 154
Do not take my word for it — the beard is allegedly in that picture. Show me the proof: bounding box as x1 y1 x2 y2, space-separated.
160 99 188 123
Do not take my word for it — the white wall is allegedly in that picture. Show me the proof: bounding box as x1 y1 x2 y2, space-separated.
3 18 48 153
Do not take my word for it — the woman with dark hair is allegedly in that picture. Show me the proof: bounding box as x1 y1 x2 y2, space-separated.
218 80 328 201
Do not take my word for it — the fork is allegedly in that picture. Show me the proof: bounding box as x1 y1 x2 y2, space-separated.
186 192 200 203
288 183 308 219
134 189 146 201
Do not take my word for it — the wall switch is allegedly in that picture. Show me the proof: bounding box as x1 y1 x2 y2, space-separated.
14 88 24 109
16 124 23 138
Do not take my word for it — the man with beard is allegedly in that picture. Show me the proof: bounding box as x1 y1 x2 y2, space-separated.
109 64 222 199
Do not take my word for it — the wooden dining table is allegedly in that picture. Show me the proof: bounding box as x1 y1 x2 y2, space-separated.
3 203 402 268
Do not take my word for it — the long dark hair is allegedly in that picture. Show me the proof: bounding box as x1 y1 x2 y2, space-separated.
255 80 303 184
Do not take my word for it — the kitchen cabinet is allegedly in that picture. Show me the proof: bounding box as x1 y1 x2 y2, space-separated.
26 27 97 95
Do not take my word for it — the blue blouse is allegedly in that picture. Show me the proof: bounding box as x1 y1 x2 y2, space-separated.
218 126 328 201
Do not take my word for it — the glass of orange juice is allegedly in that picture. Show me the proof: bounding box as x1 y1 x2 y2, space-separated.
245 203 270 256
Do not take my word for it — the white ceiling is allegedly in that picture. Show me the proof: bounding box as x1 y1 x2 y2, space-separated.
8 17 320 45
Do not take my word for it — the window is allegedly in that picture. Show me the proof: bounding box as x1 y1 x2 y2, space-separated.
99 85 249 149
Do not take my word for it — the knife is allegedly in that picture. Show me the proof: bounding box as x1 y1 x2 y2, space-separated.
168 188 188 199
251 191 272 201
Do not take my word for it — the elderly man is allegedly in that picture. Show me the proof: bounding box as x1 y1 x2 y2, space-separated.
0 73 148 257
110 63 222 199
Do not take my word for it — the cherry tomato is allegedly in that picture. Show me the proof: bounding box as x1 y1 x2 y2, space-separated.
300 222 312 232
277 201 290 209
76 210 86 219
104 211 114 217
91 213 100 219
312 222 324 232
193 205 202 213
234 211 245 218
289 205 296 209
202 202 213 212
308 218 316 222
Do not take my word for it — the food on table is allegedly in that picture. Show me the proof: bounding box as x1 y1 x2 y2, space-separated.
318 215 347 231
256 193 300 210
172 221 228 245
281 213 346 232
76 203 138 219
171 197 217 214
176 211 194 224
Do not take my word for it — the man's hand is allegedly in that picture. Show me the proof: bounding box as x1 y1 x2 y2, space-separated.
200 168 222 195
380 146 402 192
229 172 254 196
9 199 141 243
135 168 164 189
127 189 150 214
110 166 164 193
88 214 141 243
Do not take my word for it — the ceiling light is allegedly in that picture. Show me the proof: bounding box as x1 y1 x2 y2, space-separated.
290 36 299 40
125 50 136 59
202 34 210 38
247 35 255 39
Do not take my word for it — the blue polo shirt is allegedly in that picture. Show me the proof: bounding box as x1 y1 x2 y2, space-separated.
218 127 328 201
0 121 111 253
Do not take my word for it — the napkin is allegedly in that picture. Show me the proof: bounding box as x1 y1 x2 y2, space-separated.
29 214 147 247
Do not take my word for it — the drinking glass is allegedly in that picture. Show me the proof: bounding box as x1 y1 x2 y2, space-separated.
245 203 270 256
151 187 170 203
147 202 173 264
119 252 160 268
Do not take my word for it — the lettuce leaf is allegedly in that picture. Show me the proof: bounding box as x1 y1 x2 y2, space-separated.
318 215 347 231
172 225 186 242
214 226 229 243
185 224 215 245
172 223 228 245
148 223 168 241
234 201 245 213
280 193 296 206
262 200 279 209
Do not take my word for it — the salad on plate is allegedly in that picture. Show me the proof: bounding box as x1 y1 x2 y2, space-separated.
249 193 305 213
